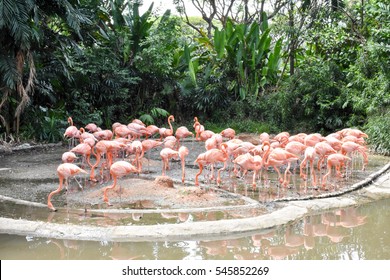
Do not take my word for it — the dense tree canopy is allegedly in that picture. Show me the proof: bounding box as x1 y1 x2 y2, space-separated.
0 0 389 152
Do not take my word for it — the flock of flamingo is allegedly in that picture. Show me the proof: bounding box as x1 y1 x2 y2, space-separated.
47 115 369 211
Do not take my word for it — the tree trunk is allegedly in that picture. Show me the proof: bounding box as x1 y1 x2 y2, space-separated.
288 1 295 76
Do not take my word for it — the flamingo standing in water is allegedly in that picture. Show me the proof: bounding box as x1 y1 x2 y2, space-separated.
314 141 337 171
90 140 126 181
103 161 139 205
233 153 263 187
261 141 299 187
194 143 229 186
341 141 368 171
299 147 317 186
48 163 88 211
321 153 351 187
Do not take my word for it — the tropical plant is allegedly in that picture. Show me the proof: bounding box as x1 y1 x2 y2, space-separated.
264 57 352 134
180 16 283 119
0 0 90 138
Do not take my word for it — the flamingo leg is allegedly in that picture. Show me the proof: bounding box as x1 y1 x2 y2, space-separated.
283 162 292 187
310 160 316 186
90 153 101 181
217 161 227 186
181 158 186 183
195 163 204 186
299 158 307 180
322 164 332 187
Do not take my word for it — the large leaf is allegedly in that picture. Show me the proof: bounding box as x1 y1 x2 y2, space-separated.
188 58 197 86
267 38 283 78
214 28 226 59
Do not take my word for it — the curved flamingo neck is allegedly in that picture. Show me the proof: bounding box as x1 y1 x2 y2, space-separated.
68 117 73 126
262 141 271 166
220 144 229 160
168 116 174 132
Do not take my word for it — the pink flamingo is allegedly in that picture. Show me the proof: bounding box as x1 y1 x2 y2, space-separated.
85 123 99 133
261 141 299 187
304 133 324 147
341 141 368 171
114 124 132 138
194 143 229 186
93 129 113 141
127 122 150 140
220 128 236 140
233 153 263 187
178 146 189 183
321 153 351 187
103 161 139 205
160 147 179 176
159 115 175 140
63 117 80 147
193 117 205 141
127 140 144 173
145 125 160 139
70 143 93 169
48 163 88 211
175 126 193 148
199 130 215 141
299 146 317 185
61 151 77 163
90 140 126 181
314 141 337 171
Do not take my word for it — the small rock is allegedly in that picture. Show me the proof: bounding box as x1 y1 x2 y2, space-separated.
13 143 32 150
154 176 174 188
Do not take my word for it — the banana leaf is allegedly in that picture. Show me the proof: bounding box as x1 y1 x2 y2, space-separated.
214 28 226 59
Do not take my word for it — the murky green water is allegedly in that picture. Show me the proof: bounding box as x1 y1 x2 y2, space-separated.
1 198 389 260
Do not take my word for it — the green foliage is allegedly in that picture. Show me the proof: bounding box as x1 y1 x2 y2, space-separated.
1 0 389 147
180 18 282 119
344 47 390 118
20 105 67 142
139 107 170 125
365 112 390 155
204 120 271 134
266 58 352 134
68 45 140 127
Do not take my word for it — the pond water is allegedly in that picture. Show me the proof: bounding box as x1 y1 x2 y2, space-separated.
1 198 389 260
